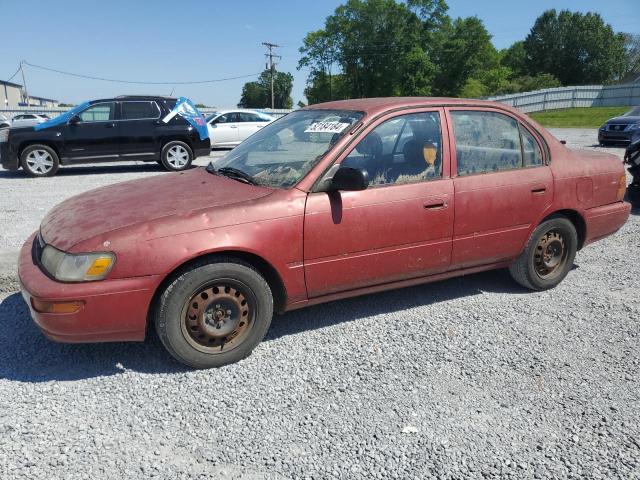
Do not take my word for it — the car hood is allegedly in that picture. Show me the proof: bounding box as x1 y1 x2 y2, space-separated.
40 167 273 251
605 116 640 125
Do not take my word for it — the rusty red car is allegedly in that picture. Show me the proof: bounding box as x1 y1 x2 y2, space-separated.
19 98 630 368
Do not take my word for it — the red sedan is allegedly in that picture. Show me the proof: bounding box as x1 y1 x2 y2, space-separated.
19 98 630 368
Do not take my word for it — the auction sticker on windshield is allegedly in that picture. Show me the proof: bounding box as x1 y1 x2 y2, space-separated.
304 121 351 133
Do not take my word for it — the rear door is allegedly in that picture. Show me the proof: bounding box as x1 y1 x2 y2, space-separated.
118 100 162 159
63 102 120 161
237 112 267 141
303 109 454 297
209 112 240 146
447 107 553 268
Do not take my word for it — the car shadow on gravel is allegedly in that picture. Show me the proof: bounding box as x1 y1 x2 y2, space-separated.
0 268 526 382
0 293 189 382
0 163 166 178
268 268 525 340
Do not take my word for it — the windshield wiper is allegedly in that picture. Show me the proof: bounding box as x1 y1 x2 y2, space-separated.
212 166 258 185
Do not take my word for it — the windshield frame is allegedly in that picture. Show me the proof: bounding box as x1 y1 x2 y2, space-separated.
206 108 365 190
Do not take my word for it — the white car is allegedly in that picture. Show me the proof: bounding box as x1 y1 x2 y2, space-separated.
0 115 10 129
206 109 274 148
11 113 50 127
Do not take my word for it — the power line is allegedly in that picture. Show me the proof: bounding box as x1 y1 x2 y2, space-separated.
5 64 21 83
21 61 262 85
262 42 282 109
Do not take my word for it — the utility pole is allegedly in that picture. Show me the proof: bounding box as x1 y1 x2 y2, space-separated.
262 42 281 109
19 61 30 106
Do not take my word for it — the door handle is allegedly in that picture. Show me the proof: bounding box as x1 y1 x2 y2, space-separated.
423 200 447 210
230 125 238 129
531 186 546 195
105 122 116 128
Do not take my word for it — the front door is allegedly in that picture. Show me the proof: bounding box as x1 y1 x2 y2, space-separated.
447 108 554 268
64 102 120 161
209 112 240 146
303 109 455 297
118 100 162 159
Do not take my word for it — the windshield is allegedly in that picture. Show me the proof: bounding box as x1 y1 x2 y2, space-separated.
624 107 640 117
208 109 364 188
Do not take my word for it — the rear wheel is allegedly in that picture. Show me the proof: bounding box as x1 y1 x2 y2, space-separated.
509 217 577 291
154 258 273 368
20 145 59 177
160 141 193 171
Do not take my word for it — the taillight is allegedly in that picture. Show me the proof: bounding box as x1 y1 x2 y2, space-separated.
617 173 627 201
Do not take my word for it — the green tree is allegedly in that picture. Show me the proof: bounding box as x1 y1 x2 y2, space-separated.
500 41 527 77
433 16 499 96
524 9 627 85
238 70 294 109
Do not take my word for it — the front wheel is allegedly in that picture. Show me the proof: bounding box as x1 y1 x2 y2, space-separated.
509 217 578 291
20 144 60 177
154 258 273 368
160 141 193 171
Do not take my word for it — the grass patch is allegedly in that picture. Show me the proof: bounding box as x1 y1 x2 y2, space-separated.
529 107 630 128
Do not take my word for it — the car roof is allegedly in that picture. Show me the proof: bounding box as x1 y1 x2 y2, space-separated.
216 109 270 115
303 97 520 117
89 95 176 103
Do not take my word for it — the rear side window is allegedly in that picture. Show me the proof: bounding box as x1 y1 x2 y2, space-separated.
451 111 522 176
79 103 115 122
520 126 543 167
121 101 160 120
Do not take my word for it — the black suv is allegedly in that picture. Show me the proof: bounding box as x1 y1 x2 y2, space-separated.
0 96 211 177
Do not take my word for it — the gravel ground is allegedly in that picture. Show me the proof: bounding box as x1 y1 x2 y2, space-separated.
0 130 639 479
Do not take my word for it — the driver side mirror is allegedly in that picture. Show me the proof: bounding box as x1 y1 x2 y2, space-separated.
319 166 369 192
69 115 81 124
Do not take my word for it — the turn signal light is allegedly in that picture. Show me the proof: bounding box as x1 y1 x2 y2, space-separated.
31 299 85 314
617 174 627 201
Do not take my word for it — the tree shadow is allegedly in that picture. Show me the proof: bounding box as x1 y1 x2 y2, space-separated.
0 268 528 383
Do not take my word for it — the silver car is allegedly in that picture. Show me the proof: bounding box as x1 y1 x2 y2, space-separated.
0 115 10 129
206 109 274 148
11 113 50 127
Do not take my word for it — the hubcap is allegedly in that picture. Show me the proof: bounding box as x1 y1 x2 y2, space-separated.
26 150 53 174
534 231 567 279
181 282 254 354
167 145 189 168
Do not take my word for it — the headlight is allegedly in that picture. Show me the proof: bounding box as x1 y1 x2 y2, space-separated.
40 244 115 282
630 122 640 130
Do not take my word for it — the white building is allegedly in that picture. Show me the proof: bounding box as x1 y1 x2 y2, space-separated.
0 80 59 107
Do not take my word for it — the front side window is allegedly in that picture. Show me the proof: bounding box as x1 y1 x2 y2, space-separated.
341 112 442 186
121 101 160 120
209 109 363 188
452 111 522 176
79 103 115 122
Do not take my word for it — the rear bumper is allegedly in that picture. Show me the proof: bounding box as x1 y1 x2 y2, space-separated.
583 201 631 246
18 232 161 343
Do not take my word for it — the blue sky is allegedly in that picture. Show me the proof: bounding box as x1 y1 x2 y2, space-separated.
2 0 638 107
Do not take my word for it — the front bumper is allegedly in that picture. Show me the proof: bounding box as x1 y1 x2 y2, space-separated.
598 130 635 144
18 232 161 343
0 142 19 170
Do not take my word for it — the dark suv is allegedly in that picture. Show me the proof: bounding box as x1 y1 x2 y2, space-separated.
0 96 211 177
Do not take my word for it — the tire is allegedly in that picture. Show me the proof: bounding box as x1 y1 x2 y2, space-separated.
160 141 193 171
509 217 578 291
154 257 274 368
20 144 60 177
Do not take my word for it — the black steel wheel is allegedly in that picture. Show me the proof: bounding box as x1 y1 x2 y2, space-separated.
154 257 273 368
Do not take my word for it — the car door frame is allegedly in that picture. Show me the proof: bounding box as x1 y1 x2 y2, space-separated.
117 100 163 160
209 112 240 147
61 101 121 163
444 105 554 268
302 106 455 298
